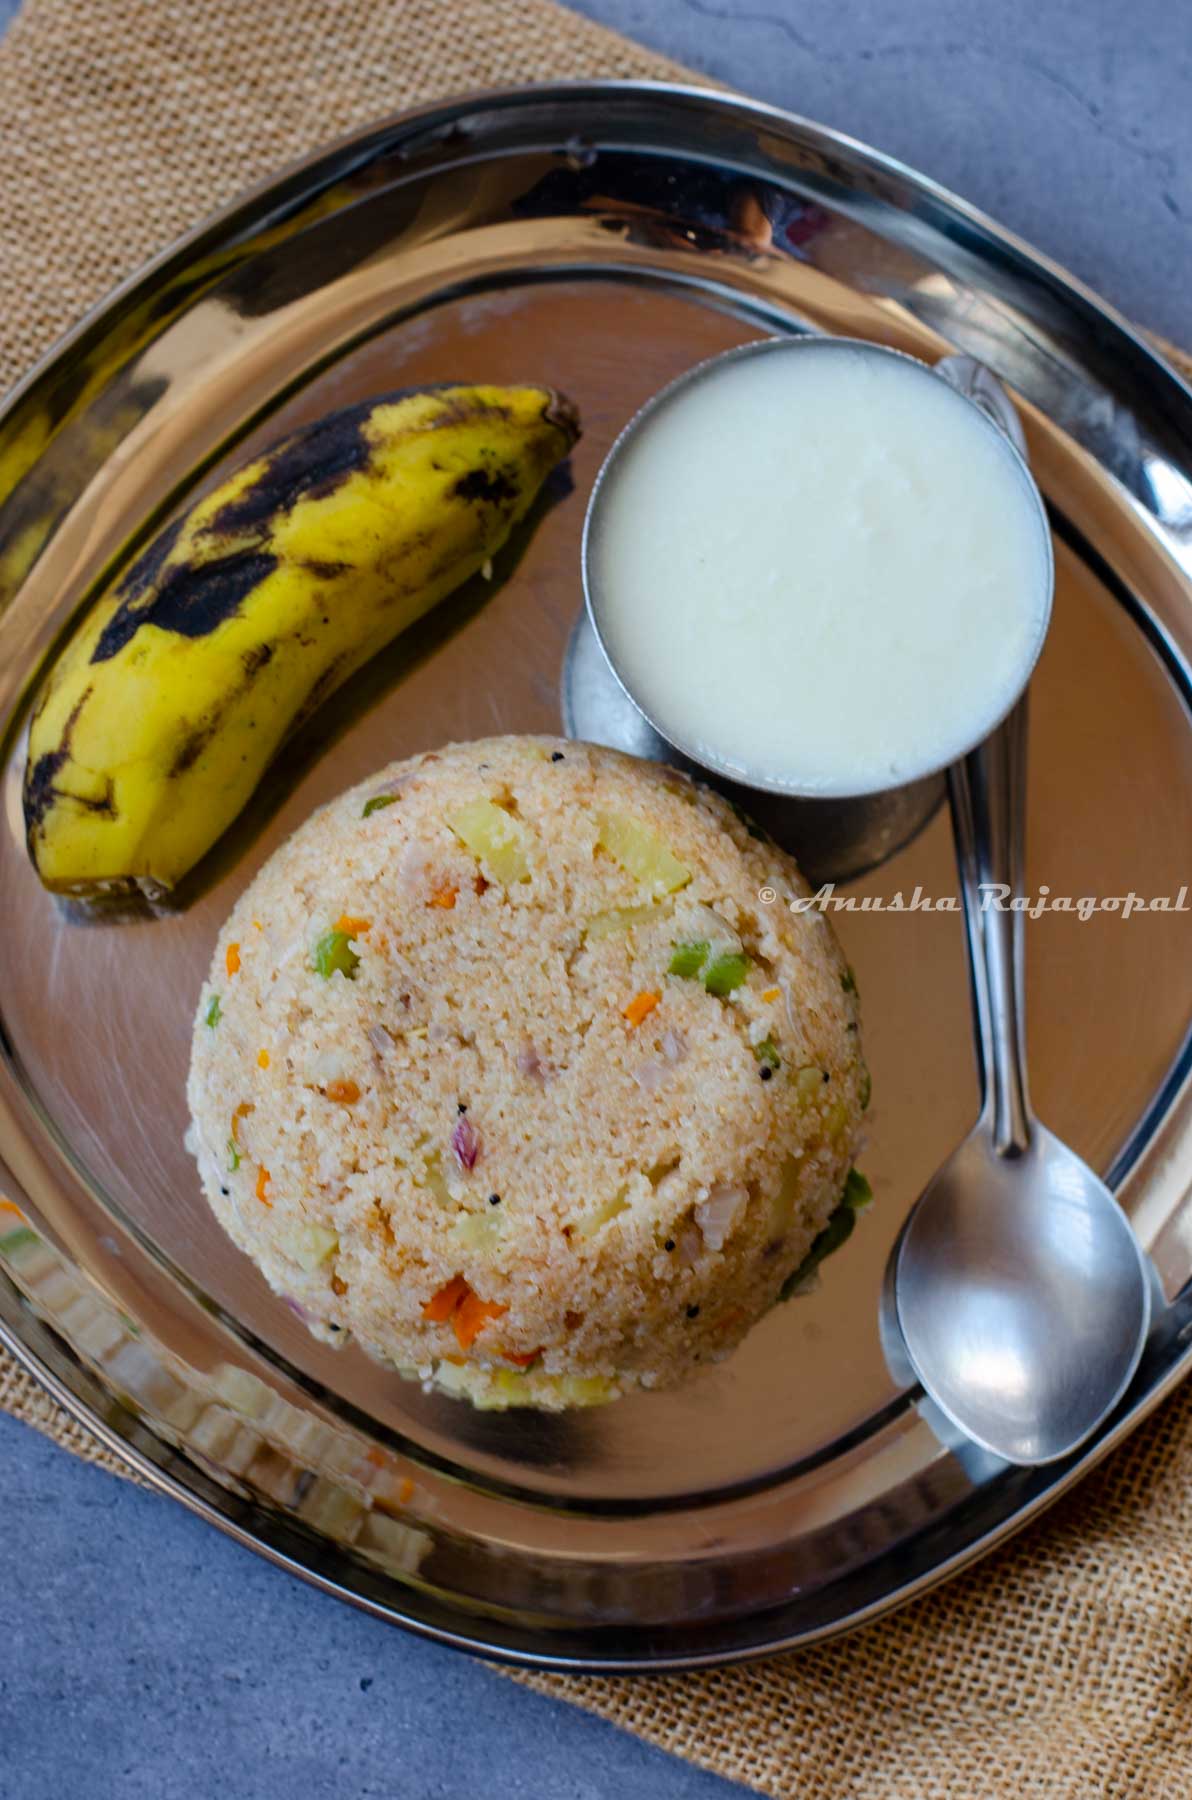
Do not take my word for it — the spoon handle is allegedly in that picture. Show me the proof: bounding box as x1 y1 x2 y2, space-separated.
948 701 1032 1156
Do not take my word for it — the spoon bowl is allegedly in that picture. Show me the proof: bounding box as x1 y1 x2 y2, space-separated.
895 1123 1152 1465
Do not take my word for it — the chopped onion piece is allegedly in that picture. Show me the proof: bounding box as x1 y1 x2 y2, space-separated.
397 840 433 893
685 903 741 953
675 1225 704 1268
632 1059 669 1093
695 1182 748 1251
308 1047 350 1085
316 1144 346 1185
660 1028 688 1065
451 1114 480 1171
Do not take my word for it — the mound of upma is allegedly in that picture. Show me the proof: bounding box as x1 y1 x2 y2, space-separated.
187 737 868 1409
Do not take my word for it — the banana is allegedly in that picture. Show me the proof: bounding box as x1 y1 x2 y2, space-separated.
23 383 580 897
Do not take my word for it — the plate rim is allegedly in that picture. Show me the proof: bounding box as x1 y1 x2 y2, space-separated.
5 78 1191 427
2 76 1191 1672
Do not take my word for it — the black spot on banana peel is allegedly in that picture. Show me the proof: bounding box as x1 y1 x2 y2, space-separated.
168 720 220 779
91 549 280 663
23 683 92 834
23 745 72 835
453 466 519 507
113 514 186 606
207 403 374 537
302 560 352 581
23 383 581 899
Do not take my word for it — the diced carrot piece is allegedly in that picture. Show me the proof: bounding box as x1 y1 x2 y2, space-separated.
762 987 781 1003
453 1291 508 1351
428 884 458 910
421 1274 507 1347
230 1102 254 1143
0 1198 25 1219
257 1049 270 1069
622 990 661 1028
422 1273 471 1323
335 915 372 936
397 1478 415 1504
325 1079 361 1105
255 1166 272 1207
226 941 241 977
502 1347 542 1368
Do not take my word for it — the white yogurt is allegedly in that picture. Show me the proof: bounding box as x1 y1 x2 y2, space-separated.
587 340 1052 796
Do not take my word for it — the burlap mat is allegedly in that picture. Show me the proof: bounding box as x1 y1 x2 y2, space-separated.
2 2 1191 1793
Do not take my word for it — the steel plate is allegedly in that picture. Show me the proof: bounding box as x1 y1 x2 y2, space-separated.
0 81 1190 1670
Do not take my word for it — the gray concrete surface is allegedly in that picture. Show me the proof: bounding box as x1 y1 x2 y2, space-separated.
0 1414 740 1800
1 1 1188 1796
570 0 1192 345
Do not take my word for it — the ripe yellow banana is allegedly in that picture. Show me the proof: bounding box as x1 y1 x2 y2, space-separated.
24 383 580 897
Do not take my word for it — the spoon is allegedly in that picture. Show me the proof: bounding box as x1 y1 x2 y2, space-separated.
892 357 1152 1467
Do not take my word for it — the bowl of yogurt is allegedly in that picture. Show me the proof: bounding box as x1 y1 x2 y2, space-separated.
580 337 1053 870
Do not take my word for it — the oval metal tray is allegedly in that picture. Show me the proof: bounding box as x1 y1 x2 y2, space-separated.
0 82 1190 1671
